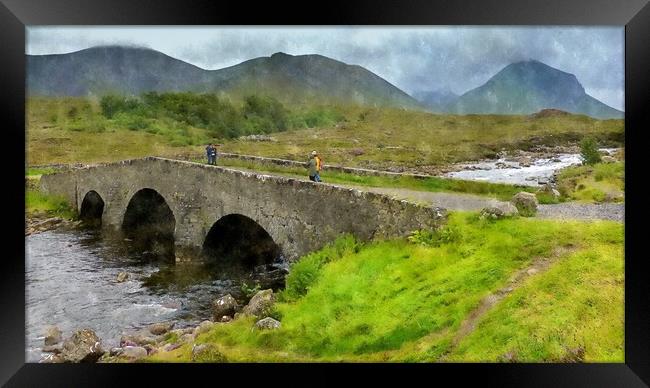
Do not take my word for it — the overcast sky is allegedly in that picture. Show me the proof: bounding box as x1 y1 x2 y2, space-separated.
27 26 624 110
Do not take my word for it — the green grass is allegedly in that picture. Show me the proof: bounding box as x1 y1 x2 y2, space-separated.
26 189 77 219
147 212 623 362
26 167 56 177
448 243 623 362
557 162 624 203
25 168 76 218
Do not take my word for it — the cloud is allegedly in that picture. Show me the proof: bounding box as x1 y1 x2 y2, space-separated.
26 26 624 110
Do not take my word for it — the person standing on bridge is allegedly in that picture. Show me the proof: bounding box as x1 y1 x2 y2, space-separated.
206 143 215 165
307 150 322 182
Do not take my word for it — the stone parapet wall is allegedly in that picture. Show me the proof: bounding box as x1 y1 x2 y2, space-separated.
216 153 434 180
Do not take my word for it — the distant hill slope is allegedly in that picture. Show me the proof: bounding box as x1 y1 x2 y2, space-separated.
27 46 422 109
212 52 421 108
412 89 459 112
449 60 623 119
27 46 213 96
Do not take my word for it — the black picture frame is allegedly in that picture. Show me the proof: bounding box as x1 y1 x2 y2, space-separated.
2 0 648 386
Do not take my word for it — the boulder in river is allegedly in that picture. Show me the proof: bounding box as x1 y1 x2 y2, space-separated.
116 272 129 283
242 289 276 318
255 317 281 330
519 157 532 167
60 328 105 363
44 325 62 346
211 294 238 320
511 192 539 217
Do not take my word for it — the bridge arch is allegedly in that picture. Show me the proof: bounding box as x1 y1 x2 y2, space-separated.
202 213 282 273
122 188 176 262
79 190 104 227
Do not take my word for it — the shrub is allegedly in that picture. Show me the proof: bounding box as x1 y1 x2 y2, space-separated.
67 106 79 119
580 137 601 165
408 225 461 247
240 281 261 299
125 116 149 131
100 95 142 119
243 95 289 132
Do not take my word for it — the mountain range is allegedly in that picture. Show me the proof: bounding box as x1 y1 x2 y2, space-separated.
27 46 623 119
27 46 421 109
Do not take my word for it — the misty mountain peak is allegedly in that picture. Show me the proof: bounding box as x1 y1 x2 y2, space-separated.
451 59 622 118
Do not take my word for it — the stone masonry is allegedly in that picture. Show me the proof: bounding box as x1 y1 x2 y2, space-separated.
40 157 447 261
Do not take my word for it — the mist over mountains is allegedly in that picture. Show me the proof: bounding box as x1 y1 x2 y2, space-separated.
27 46 623 119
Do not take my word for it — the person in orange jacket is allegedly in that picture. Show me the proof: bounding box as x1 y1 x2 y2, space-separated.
307 150 323 182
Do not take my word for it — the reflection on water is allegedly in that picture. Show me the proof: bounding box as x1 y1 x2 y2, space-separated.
25 227 285 362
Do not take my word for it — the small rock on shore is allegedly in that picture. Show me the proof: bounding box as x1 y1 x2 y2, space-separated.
255 317 281 330
60 328 105 363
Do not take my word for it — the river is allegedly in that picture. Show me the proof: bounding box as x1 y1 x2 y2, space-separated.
25 227 283 362
445 149 617 186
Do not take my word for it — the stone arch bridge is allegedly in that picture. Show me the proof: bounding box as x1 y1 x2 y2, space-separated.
40 157 446 262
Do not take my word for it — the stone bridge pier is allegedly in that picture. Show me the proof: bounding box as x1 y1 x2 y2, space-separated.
40 157 446 263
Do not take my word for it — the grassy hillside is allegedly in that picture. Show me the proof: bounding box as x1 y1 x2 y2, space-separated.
224 107 623 172
148 213 623 362
557 161 625 203
27 97 623 171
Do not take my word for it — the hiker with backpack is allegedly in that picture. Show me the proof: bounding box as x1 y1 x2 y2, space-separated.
307 150 323 182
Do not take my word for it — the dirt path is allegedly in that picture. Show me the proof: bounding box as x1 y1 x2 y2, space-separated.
439 245 576 360
536 203 624 222
340 185 624 222
220 166 624 222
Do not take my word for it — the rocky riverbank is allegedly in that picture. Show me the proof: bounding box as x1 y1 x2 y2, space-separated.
25 212 81 236
39 288 280 363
